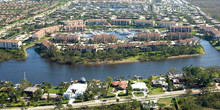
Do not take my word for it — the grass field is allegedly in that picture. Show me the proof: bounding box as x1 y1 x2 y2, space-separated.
48 87 62 94
148 88 164 95
157 97 173 108
187 0 220 20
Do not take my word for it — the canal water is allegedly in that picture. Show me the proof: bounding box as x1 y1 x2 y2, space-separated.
0 39 220 85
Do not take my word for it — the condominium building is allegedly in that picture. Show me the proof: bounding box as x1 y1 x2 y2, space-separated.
170 26 193 32
165 32 192 40
32 26 59 40
158 21 177 28
134 33 161 41
111 19 131 25
85 19 106 25
65 20 84 26
135 20 155 27
64 25 86 32
0 39 22 49
90 34 117 43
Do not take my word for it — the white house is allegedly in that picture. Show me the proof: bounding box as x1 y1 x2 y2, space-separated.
131 81 148 91
63 77 87 100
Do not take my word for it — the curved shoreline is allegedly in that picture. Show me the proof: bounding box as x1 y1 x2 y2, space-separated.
84 53 205 65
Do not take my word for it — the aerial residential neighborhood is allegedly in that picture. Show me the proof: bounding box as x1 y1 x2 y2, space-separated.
0 0 220 110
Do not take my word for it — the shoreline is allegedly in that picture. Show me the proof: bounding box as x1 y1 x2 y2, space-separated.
84 53 205 65
166 54 204 59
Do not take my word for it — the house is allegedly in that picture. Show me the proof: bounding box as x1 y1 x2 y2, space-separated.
131 81 148 92
111 19 131 25
134 33 161 41
63 77 87 100
152 77 168 87
112 81 127 90
158 21 177 28
170 26 193 32
23 87 39 96
0 39 22 49
41 93 59 100
64 25 86 32
135 20 155 27
90 34 117 43
85 19 106 25
54 34 80 43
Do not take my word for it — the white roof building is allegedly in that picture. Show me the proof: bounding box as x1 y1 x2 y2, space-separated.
63 78 87 100
131 81 148 91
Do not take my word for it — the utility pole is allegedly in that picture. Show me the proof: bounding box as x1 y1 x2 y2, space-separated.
24 72 26 80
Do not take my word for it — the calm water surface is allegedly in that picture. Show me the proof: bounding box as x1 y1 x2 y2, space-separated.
0 39 220 85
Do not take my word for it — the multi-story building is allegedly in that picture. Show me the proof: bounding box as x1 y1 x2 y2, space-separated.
41 40 52 50
54 34 81 43
199 25 220 40
165 32 192 40
65 20 84 26
170 26 193 32
134 33 161 41
85 19 106 25
90 34 117 43
32 26 59 40
158 21 177 28
106 44 136 50
111 19 131 25
135 20 155 27
175 38 198 45
0 39 22 49
64 25 86 32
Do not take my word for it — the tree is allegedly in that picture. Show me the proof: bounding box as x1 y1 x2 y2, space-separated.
33 89 42 101
20 79 32 91
168 67 179 75
54 96 63 110
185 89 192 96
105 77 113 86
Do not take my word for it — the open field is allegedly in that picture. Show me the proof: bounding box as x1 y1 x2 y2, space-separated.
187 0 220 20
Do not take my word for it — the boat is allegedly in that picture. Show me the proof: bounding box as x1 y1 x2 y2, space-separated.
126 33 135 38
119 29 131 35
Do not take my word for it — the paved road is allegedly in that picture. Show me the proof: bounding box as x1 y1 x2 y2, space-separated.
7 89 202 110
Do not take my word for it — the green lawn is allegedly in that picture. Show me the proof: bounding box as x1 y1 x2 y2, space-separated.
215 46 220 51
48 87 62 93
23 43 35 49
157 97 173 108
35 37 51 42
134 92 144 97
196 46 205 54
148 88 164 95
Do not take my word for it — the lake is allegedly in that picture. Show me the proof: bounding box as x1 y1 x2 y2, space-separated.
0 38 220 85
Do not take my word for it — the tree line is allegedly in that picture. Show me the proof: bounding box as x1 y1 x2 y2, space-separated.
37 45 203 64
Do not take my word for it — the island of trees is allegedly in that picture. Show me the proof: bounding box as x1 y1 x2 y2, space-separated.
37 44 204 64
